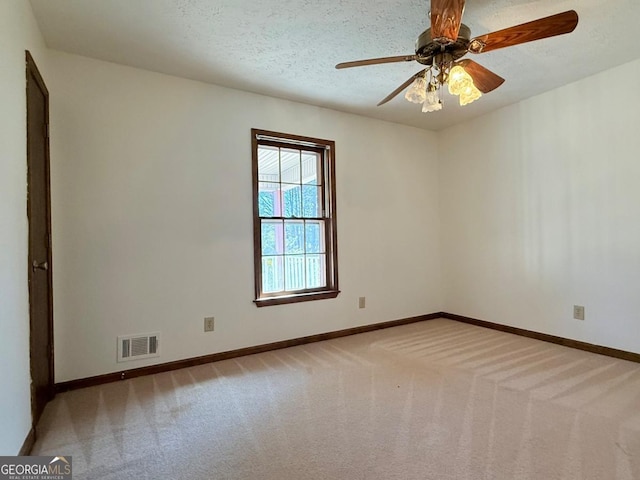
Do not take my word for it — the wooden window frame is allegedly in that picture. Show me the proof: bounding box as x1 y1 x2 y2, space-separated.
252 129 339 307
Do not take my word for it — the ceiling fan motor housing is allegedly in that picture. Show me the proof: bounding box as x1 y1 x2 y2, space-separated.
415 24 471 64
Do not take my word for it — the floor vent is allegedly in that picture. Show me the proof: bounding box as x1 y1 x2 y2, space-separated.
117 332 160 362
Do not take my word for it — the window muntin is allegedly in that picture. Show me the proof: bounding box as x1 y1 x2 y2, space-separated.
252 129 338 306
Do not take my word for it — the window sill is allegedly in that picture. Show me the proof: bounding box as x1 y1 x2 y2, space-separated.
254 290 340 307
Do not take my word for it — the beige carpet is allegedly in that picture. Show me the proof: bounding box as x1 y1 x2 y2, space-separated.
33 319 640 479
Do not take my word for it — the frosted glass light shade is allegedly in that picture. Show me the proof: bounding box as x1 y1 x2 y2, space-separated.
404 76 428 104
459 84 482 106
448 65 482 106
422 89 442 112
447 65 472 96
422 101 442 113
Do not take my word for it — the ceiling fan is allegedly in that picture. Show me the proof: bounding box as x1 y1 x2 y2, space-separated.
335 1 578 112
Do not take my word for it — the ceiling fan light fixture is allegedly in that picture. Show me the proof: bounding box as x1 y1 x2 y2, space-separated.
458 83 482 106
447 65 472 95
422 97 442 113
446 64 482 106
404 75 428 104
422 83 442 113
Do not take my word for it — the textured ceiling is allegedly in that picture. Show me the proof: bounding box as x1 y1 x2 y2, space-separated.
29 0 640 131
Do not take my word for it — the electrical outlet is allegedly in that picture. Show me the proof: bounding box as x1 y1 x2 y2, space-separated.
204 316 215 332
358 297 366 309
573 305 585 321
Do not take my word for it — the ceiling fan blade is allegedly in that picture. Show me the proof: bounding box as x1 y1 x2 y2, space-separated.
468 10 578 54
430 0 466 44
377 70 426 106
456 59 504 93
335 55 417 69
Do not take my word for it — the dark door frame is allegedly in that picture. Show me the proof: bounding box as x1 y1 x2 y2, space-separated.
26 50 55 426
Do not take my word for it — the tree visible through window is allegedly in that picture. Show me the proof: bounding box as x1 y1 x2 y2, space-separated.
252 129 339 306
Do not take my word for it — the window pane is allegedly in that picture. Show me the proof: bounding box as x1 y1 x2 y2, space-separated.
280 148 301 184
302 185 321 217
261 220 283 255
284 220 304 254
262 256 284 293
301 152 320 185
306 254 326 289
283 185 302 218
258 182 281 217
284 255 305 291
258 146 280 183
305 221 324 253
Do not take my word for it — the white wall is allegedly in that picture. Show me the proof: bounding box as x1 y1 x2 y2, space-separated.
46 51 442 382
440 58 640 354
0 1 48 455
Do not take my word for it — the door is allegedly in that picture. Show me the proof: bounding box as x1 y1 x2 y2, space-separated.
26 51 54 425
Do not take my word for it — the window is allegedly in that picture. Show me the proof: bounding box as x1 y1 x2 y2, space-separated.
252 129 339 306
